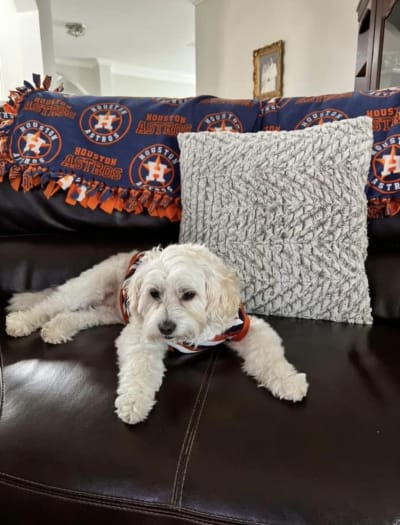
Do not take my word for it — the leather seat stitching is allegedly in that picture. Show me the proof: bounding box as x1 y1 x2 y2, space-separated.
171 351 217 508
0 471 276 525
177 353 218 509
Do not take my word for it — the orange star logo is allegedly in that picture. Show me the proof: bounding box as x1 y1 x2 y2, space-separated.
24 130 41 149
93 110 120 128
376 145 400 177
22 130 50 157
143 155 172 182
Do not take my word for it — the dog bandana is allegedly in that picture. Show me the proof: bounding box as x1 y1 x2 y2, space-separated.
119 251 250 353
119 251 145 325
166 304 250 354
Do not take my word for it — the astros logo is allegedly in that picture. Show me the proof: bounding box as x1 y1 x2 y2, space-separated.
371 135 400 193
295 108 348 129
11 120 61 165
79 103 132 145
197 112 243 132
129 144 179 192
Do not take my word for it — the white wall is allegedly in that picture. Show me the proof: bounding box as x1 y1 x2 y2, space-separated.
196 0 359 98
56 61 101 95
56 61 195 97
112 74 195 98
36 0 55 78
0 0 43 100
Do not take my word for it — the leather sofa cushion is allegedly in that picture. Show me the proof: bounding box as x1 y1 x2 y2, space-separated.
368 214 400 243
366 246 400 318
0 234 178 297
1 314 400 524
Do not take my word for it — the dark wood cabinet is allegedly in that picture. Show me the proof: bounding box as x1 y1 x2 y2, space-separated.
355 0 400 90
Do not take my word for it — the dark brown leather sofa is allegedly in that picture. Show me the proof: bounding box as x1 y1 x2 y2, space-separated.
0 179 400 525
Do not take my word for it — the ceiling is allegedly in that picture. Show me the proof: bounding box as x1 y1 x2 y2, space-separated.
51 0 196 83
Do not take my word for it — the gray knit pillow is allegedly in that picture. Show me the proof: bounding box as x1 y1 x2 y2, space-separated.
178 117 373 324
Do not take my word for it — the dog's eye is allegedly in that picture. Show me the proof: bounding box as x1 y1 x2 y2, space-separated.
150 289 161 300
182 291 196 301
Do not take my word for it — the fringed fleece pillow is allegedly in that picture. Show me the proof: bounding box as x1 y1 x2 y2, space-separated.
178 117 374 324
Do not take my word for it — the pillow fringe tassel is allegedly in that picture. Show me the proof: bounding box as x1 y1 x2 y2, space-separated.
368 198 400 219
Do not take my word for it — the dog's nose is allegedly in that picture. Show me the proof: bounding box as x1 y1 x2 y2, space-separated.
158 320 176 337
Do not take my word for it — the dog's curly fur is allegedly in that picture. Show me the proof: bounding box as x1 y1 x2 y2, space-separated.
6 243 308 424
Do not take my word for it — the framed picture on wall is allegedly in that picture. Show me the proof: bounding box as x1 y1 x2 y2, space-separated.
253 40 284 99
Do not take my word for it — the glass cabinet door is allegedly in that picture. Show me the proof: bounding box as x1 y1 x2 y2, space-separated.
380 0 400 88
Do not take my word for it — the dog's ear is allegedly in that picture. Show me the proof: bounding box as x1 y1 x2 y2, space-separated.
126 271 144 319
126 248 165 319
204 256 240 324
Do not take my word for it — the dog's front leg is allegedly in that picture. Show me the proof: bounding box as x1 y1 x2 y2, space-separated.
115 322 167 425
228 316 308 402
6 253 128 338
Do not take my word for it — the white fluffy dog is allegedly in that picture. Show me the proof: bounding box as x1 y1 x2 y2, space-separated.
6 244 308 424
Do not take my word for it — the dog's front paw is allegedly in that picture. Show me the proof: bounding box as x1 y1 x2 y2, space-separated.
6 311 37 338
41 318 74 345
272 372 309 403
115 391 156 425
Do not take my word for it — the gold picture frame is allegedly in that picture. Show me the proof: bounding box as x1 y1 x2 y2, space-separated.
253 40 284 100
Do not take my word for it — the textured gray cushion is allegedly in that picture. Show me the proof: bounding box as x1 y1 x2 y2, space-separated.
178 117 373 324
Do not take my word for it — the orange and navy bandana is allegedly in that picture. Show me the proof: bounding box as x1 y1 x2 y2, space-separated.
119 252 250 353
167 304 250 354
119 251 146 324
